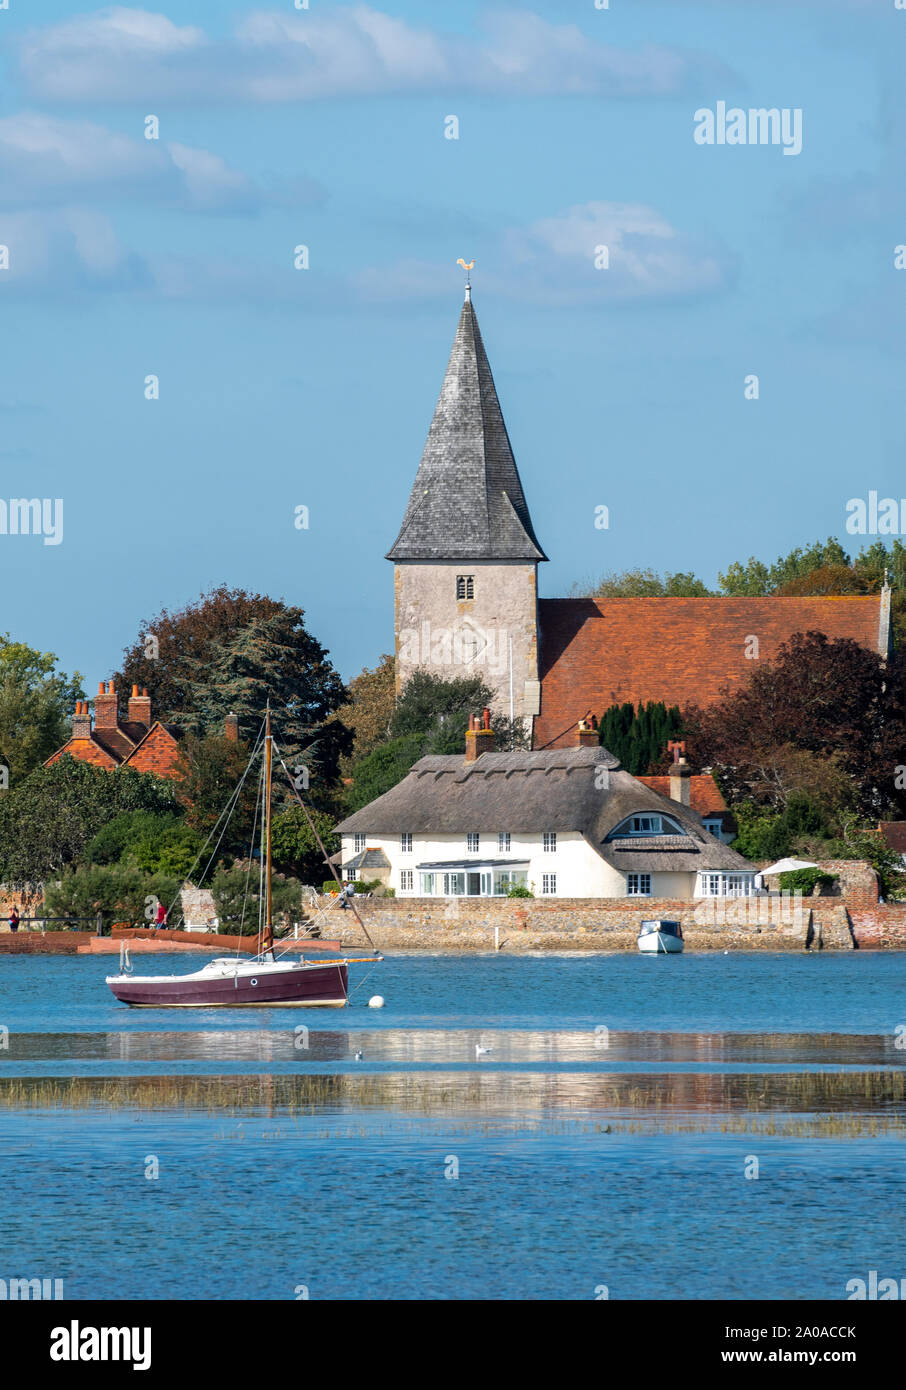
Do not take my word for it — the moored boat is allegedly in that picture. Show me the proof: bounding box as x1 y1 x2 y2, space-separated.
637 919 684 954
106 707 380 1008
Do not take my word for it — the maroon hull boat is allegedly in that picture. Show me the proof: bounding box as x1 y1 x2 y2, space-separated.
105 708 380 1009
107 955 349 1008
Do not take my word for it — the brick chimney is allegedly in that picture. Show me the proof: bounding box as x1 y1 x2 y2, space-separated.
94 680 119 730
224 712 239 742
667 740 691 806
577 712 599 748
72 700 91 739
127 684 152 729
464 708 495 763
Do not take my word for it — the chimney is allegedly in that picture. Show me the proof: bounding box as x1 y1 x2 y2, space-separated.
127 684 152 730
667 740 691 806
464 710 495 763
224 712 239 743
72 700 91 739
577 712 599 748
94 680 119 730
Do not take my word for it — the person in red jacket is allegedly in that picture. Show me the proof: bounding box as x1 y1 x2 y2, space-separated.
8 908 20 933
155 900 167 930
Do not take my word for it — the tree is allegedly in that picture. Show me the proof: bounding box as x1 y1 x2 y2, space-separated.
0 756 178 882
598 701 684 775
0 636 83 787
683 633 906 819
86 810 207 880
336 654 396 771
344 733 426 812
173 734 259 852
718 538 851 596
176 608 351 782
44 865 182 928
569 568 712 598
271 805 338 881
115 586 283 719
210 865 306 936
390 671 500 747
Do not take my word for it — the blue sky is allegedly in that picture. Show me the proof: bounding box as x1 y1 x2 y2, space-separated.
0 0 900 689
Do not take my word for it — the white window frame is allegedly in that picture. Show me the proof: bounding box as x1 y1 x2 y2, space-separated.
400 833 413 853
498 832 511 852
696 872 755 898
353 833 366 854
541 872 557 896
627 873 652 896
466 832 480 854
399 869 414 893
542 831 557 852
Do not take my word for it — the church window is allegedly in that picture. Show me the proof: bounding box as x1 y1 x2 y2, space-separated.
456 575 475 600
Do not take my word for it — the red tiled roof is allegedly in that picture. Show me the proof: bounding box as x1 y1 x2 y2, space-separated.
637 774 729 817
880 822 906 853
46 737 119 771
535 595 883 749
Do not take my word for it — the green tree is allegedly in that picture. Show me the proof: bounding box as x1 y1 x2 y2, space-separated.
344 733 426 812
44 865 182 928
0 757 178 881
173 733 259 852
86 810 207 880
336 653 396 773
598 701 684 774
0 636 83 787
270 805 338 881
570 567 712 598
210 865 306 936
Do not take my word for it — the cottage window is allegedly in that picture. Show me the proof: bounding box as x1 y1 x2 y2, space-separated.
401 833 413 853
630 815 661 835
627 873 651 896
400 869 414 893
353 833 366 853
498 832 511 852
541 873 557 895
703 819 722 838
456 575 475 600
543 831 557 852
466 832 480 853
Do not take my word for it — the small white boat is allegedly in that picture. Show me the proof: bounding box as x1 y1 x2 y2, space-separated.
637 919 684 954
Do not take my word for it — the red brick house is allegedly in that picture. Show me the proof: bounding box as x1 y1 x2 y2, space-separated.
45 682 182 778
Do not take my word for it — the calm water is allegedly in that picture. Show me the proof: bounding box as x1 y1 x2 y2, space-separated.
1 951 905 1300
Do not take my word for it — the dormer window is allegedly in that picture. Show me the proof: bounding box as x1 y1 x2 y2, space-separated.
612 813 683 839
456 575 475 600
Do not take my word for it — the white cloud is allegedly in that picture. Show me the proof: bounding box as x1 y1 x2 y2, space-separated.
0 207 150 292
17 5 729 103
0 112 317 213
353 202 733 306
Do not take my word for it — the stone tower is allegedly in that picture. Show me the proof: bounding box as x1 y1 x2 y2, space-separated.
387 288 547 728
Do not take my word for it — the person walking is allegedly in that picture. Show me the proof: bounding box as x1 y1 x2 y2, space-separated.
155 900 168 930
8 907 20 933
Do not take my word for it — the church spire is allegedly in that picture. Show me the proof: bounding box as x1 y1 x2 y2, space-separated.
386 294 547 563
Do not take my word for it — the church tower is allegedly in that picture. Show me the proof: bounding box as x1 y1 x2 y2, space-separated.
387 287 547 728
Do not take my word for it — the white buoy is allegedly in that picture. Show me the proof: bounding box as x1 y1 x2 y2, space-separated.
368 995 385 1009
475 1044 491 1057
354 1050 363 1061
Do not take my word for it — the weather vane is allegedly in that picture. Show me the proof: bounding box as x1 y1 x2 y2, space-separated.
457 258 475 295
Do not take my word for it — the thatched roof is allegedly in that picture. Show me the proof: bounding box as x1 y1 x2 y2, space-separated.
336 746 752 873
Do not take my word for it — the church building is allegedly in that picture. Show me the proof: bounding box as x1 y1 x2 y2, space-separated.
387 290 893 747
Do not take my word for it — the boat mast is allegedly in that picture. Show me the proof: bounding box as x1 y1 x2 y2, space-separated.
264 703 273 954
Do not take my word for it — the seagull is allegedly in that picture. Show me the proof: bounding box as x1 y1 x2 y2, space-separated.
475 1044 491 1058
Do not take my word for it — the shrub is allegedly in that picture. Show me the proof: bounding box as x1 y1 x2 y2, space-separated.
212 866 305 935
44 865 182 929
506 884 534 898
778 868 837 895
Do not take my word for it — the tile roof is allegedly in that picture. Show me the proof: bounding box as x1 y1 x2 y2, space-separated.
534 595 885 749
386 294 547 562
637 774 729 816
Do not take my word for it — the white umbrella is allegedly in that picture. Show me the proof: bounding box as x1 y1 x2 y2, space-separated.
759 857 819 876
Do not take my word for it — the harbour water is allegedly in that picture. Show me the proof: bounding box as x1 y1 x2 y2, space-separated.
1 951 905 1300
